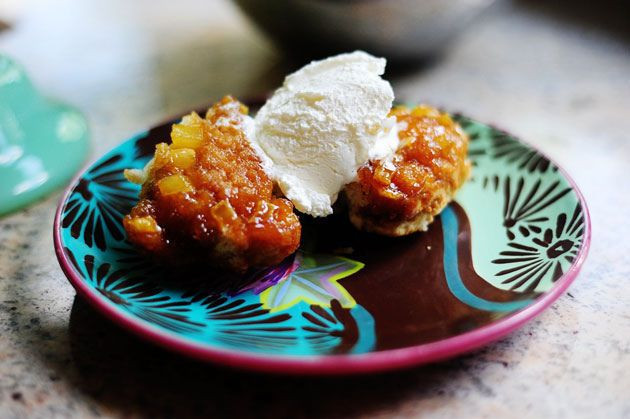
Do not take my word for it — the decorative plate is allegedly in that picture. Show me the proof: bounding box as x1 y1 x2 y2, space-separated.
54 110 590 374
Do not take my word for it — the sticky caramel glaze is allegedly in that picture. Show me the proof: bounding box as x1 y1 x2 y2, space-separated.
345 105 471 236
123 96 301 272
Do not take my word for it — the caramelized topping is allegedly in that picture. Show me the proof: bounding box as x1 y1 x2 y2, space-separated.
353 105 470 221
123 96 301 272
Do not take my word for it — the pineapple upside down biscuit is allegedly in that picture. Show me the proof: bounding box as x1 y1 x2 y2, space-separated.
123 96 301 272
344 105 471 236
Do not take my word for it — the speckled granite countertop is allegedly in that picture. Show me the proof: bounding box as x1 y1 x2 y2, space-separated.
0 0 628 417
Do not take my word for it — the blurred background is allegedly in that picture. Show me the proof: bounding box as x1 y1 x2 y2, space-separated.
1 0 628 159
1 0 629 417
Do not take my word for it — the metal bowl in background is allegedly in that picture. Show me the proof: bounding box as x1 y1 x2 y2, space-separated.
234 0 497 62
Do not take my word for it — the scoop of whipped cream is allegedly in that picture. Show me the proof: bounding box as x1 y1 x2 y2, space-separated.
251 51 399 217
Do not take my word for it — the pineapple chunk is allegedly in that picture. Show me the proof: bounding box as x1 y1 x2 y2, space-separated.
180 111 203 126
210 199 237 230
374 165 394 186
127 216 160 233
381 186 403 200
249 200 279 223
157 174 193 195
170 148 196 169
411 105 440 118
437 113 453 127
171 123 203 149
124 168 145 185
153 143 171 168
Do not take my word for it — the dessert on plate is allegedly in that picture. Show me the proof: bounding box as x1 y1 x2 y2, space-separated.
123 97 301 272
345 105 470 236
123 51 470 270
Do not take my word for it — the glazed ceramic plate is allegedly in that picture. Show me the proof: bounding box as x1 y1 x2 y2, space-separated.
54 111 590 374
0 55 89 216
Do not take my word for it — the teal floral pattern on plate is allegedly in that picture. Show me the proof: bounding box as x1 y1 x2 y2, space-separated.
453 115 584 293
54 109 589 372
0 55 89 215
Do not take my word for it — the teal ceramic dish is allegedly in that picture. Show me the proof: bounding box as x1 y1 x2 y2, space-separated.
53 110 590 374
0 55 89 216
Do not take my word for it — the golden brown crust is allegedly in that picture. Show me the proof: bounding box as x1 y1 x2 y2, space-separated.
345 105 471 236
123 96 301 272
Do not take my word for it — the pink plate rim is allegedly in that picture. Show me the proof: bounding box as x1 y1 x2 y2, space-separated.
53 123 591 376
